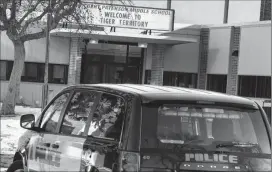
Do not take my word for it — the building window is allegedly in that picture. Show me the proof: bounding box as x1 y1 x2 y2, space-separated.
0 60 13 81
207 74 227 93
21 62 45 82
163 71 198 88
144 70 151 84
49 64 68 84
0 61 7 80
238 76 271 98
0 60 68 84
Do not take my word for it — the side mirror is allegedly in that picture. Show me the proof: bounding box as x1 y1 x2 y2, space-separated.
20 114 35 130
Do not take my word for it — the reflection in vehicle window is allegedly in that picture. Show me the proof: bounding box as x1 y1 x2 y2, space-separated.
60 91 97 135
142 104 271 154
40 92 70 133
88 93 125 141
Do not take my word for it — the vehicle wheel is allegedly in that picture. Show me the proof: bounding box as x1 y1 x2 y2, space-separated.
6 160 24 172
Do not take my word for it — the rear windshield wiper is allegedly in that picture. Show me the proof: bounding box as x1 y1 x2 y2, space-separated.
216 141 259 148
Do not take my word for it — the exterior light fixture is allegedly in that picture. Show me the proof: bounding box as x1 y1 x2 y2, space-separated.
89 39 98 44
138 43 148 48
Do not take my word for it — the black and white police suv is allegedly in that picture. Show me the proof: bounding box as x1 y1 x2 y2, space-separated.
7 84 271 172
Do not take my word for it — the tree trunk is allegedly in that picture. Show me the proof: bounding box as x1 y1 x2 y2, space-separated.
0 41 25 115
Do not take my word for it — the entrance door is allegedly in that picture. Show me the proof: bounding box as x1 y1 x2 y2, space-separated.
83 63 103 84
81 43 143 84
125 66 140 84
104 64 124 84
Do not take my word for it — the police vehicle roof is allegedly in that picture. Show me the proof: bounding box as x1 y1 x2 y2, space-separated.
69 84 258 109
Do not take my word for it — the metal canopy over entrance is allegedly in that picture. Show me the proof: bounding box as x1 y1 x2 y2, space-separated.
50 29 198 45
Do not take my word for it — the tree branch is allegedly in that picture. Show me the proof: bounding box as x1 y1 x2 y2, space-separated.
0 1 8 26
10 0 17 20
19 8 48 35
51 1 79 29
19 0 43 24
21 29 46 42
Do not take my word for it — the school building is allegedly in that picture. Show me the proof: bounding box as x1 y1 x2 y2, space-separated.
0 0 271 107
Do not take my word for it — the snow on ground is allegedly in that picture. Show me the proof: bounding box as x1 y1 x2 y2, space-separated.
0 103 41 170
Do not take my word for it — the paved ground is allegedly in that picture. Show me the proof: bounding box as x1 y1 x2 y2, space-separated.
0 168 7 172
0 104 41 171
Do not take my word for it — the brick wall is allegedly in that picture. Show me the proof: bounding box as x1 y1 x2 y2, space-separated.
197 28 210 90
226 27 241 95
150 44 169 86
68 37 82 85
260 0 271 21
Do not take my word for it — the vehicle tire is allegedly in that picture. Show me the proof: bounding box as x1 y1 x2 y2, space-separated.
6 160 24 172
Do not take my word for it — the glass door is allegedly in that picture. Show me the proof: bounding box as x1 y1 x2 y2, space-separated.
82 63 103 84
124 66 140 84
104 64 125 84
81 43 144 84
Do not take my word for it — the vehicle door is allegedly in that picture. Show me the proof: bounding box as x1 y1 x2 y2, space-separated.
49 89 101 171
82 92 126 172
27 91 71 172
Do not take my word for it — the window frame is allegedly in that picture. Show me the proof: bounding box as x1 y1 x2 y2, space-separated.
48 64 69 84
37 89 74 134
206 74 227 93
55 88 127 144
0 61 7 80
0 60 68 84
21 62 45 83
238 75 271 98
0 60 13 81
163 71 198 88
85 91 127 141
57 89 101 137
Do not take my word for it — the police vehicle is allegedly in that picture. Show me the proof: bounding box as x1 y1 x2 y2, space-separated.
7 84 271 172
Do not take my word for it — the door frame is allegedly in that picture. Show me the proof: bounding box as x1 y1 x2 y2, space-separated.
27 89 74 171
80 42 144 84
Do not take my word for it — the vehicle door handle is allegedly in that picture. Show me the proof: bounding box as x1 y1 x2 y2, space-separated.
51 142 60 149
43 143 51 147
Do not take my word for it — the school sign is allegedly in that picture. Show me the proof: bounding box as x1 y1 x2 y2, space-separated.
84 3 175 31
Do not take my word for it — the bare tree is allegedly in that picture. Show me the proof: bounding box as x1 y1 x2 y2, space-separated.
0 0 115 115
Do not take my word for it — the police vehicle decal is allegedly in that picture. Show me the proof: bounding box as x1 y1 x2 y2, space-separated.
140 150 271 171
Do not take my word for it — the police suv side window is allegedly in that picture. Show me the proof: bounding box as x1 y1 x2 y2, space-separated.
60 91 98 136
40 92 70 133
88 93 125 141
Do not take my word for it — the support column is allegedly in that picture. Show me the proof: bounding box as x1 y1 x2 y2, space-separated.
141 49 147 84
197 28 210 90
226 27 241 95
68 37 82 85
150 44 168 86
